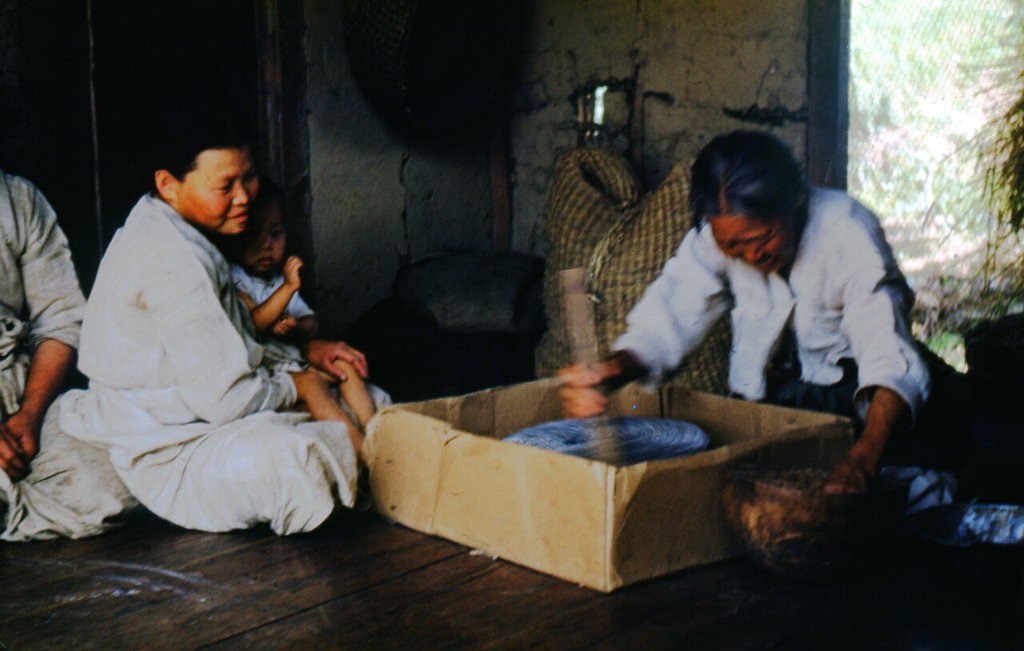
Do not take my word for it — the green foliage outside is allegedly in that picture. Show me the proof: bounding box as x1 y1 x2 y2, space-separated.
848 0 1024 370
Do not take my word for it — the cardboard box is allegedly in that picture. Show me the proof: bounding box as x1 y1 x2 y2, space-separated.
364 378 852 592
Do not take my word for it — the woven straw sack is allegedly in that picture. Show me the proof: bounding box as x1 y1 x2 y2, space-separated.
535 148 639 377
536 148 730 394
586 162 730 394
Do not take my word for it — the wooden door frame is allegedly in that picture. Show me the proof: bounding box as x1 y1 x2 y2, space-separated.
807 0 850 189
254 0 315 286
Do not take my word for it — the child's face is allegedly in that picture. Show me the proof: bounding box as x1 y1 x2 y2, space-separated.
157 147 259 236
240 202 287 278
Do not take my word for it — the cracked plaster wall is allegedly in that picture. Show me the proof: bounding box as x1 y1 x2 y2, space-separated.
304 0 807 330
303 0 492 332
508 0 808 254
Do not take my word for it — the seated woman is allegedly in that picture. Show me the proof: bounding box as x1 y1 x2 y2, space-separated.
561 130 935 494
58 111 373 534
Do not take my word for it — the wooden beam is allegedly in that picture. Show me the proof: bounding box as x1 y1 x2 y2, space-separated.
255 0 284 183
489 121 512 252
254 0 315 296
807 0 850 189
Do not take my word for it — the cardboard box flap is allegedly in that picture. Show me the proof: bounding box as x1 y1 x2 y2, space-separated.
604 427 851 589
398 378 565 439
728 423 852 469
491 378 564 436
602 441 762 589
659 385 847 445
607 459 734 590
365 407 461 532
433 433 613 589
606 383 663 418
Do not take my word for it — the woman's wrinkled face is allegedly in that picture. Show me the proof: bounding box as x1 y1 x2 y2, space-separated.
708 213 797 274
158 147 259 237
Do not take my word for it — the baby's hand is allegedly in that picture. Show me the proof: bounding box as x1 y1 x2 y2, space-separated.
273 314 298 336
283 256 303 289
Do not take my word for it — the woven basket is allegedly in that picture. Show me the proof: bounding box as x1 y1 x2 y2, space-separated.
587 162 730 394
534 149 640 376
536 148 730 394
342 0 521 134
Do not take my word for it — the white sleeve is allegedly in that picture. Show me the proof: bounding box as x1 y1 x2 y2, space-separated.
14 181 85 350
145 250 296 425
837 217 930 422
614 227 732 382
286 291 315 319
230 265 257 296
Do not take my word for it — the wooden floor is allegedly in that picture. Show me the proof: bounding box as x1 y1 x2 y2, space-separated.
2 510 1021 650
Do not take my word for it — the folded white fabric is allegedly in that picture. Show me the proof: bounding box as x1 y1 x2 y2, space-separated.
880 465 958 515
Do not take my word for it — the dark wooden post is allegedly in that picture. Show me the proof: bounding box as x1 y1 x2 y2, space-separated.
254 0 315 291
807 0 850 189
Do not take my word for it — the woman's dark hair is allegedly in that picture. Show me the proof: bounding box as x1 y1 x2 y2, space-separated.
689 130 806 227
150 102 255 180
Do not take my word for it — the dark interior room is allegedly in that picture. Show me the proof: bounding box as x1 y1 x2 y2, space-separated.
1 0 1022 648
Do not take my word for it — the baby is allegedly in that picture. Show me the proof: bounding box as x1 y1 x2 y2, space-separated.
231 179 376 446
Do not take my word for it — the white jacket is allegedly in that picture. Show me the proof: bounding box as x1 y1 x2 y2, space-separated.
63 194 358 534
615 186 930 421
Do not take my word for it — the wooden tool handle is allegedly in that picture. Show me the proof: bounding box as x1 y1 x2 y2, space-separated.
559 268 621 464
559 268 599 366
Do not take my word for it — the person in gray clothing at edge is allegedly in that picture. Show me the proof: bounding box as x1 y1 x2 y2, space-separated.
0 169 136 541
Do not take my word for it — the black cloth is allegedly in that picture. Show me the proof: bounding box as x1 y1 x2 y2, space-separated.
761 326 977 473
763 324 858 419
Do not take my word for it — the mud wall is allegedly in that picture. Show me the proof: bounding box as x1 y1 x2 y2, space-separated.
303 0 808 331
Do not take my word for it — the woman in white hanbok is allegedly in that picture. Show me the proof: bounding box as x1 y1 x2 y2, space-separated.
60 142 367 535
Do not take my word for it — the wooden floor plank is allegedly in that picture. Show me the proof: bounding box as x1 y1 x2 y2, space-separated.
591 579 822 651
0 516 466 649
2 511 1020 650
514 563 784 650
0 514 271 616
203 547 576 648
202 550 797 649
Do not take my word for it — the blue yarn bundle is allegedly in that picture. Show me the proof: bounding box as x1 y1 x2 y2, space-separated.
503 417 710 465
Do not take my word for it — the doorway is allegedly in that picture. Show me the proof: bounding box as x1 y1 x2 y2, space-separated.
89 0 259 249
0 0 300 293
847 0 1024 368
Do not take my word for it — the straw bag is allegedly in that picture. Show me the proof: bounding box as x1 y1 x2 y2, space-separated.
536 148 730 394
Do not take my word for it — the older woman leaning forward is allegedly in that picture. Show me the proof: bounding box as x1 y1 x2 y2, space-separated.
560 130 944 494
